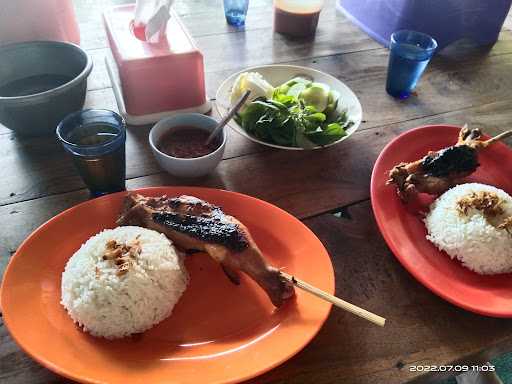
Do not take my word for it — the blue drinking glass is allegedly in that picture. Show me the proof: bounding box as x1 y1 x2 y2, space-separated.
56 109 127 197
386 30 438 99
223 0 249 26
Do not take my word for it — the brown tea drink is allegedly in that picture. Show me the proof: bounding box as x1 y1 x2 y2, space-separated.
273 0 324 37
57 110 127 197
69 125 126 196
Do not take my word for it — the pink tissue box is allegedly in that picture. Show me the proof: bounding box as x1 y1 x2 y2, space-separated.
103 5 210 124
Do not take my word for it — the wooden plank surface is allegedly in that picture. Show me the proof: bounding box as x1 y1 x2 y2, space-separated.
2 98 512 278
2 33 512 206
77 0 358 51
3 0 512 383
4 202 512 384
251 203 512 384
0 0 374 134
84 7 381 94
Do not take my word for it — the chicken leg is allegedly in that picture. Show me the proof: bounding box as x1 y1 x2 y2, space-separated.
117 194 295 307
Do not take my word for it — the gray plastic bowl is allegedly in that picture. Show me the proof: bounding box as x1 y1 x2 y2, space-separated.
0 41 93 136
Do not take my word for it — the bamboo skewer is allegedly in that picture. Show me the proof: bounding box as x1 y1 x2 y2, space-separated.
461 123 512 146
485 130 512 145
280 271 386 327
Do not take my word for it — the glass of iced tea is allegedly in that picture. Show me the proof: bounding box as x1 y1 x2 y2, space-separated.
56 109 126 197
273 0 324 37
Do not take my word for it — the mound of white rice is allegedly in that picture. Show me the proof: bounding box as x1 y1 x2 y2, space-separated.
425 183 512 275
61 226 189 339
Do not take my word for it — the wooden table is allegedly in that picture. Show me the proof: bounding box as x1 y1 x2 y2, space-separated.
2 1 512 383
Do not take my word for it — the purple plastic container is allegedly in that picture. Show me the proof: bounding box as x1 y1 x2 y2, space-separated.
337 0 512 50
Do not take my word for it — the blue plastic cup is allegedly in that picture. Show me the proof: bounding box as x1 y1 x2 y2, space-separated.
386 30 438 99
223 0 249 26
56 109 126 197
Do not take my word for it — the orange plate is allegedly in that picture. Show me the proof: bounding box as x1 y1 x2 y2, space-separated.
1 187 334 384
371 125 512 317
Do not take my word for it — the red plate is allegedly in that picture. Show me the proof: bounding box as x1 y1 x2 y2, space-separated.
1 187 334 384
371 125 512 317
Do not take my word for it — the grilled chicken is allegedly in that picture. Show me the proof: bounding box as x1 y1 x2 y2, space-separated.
117 194 295 307
387 126 512 201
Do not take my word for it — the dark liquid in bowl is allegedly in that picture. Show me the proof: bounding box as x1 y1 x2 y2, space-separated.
0 74 72 97
158 127 221 158
273 7 320 37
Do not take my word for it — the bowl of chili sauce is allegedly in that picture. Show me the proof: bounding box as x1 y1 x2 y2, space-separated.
149 113 226 178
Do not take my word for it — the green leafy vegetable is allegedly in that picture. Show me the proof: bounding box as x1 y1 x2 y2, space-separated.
236 76 353 148
305 123 347 146
304 112 326 123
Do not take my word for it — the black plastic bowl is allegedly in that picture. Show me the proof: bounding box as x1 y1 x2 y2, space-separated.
0 41 93 136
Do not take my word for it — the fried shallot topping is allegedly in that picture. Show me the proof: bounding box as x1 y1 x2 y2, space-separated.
456 191 504 218
498 217 512 234
102 238 141 276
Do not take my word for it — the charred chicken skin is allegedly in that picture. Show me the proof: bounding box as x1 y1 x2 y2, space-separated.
117 194 295 307
387 126 512 201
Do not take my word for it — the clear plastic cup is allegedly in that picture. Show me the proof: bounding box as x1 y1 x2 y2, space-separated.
386 30 438 99
223 0 250 27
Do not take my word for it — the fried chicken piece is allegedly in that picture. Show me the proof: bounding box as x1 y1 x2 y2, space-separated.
387 126 512 201
117 194 295 307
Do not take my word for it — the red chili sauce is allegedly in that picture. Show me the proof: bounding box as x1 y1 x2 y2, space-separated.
158 127 221 159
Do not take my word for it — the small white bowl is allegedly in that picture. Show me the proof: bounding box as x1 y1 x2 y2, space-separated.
149 113 226 178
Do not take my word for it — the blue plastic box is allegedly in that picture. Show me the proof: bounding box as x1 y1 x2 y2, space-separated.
338 0 512 50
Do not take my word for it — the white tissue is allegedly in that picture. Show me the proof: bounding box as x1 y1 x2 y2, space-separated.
134 0 175 43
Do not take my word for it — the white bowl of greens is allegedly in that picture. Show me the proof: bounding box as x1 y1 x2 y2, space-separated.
215 65 362 150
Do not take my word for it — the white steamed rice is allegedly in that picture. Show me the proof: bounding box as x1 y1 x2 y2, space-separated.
61 226 189 339
425 183 512 275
